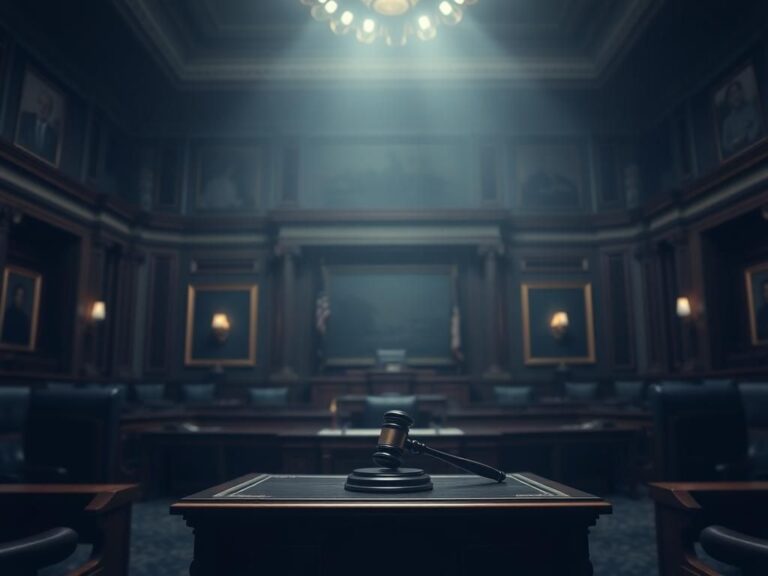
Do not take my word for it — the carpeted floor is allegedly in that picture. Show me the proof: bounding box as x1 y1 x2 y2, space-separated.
129 494 660 576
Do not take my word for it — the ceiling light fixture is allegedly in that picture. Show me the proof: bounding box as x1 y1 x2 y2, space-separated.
301 0 477 46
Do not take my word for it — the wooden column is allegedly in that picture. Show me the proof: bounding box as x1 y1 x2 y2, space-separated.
479 243 505 377
274 244 300 379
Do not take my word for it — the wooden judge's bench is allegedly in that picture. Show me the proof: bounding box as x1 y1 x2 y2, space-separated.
172 472 611 576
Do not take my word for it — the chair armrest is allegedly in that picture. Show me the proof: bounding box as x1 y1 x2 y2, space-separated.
700 525 768 574
0 527 78 572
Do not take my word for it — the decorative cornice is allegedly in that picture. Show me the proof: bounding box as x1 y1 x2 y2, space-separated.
112 0 663 86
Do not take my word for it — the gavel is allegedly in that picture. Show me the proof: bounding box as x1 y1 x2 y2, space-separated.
373 410 506 483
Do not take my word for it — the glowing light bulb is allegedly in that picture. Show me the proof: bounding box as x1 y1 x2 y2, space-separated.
363 18 377 33
324 0 338 15
418 15 432 30
439 1 453 15
340 10 355 25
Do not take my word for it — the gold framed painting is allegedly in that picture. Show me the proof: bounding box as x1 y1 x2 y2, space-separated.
745 262 768 346
14 67 66 167
184 284 258 366
521 281 596 366
0 266 42 352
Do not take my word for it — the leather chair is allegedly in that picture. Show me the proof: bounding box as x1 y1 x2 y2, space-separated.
24 388 123 483
493 386 532 407
133 382 168 406
0 527 78 576
700 525 768 576
358 395 417 428
0 386 30 478
738 382 768 478
564 382 598 403
613 380 645 405
181 383 216 405
248 387 289 407
649 382 750 481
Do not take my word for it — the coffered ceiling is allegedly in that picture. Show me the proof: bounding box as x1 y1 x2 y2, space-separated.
113 0 664 86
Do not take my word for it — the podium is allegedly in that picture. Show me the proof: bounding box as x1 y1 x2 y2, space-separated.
171 472 610 576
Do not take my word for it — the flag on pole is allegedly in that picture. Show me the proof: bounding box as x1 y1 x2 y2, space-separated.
315 291 331 335
451 305 464 362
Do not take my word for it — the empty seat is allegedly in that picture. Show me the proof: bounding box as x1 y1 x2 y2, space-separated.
248 387 289 407
739 383 768 478
133 383 167 405
25 388 124 483
181 383 216 405
613 381 644 404
650 382 749 481
493 386 532 407
358 395 417 428
564 382 598 402
0 387 30 478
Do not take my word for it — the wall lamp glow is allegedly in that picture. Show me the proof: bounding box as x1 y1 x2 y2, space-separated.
550 311 569 340
211 313 231 343
676 297 692 318
90 301 106 322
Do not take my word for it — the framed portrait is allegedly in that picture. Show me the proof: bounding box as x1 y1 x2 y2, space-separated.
14 68 66 167
515 143 585 211
745 262 768 346
713 62 766 162
0 266 42 352
193 144 261 212
184 284 258 366
521 282 596 366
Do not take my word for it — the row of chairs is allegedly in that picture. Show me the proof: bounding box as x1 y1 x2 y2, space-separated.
493 378 768 409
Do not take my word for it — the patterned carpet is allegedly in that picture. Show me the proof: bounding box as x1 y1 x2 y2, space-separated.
128 494 660 576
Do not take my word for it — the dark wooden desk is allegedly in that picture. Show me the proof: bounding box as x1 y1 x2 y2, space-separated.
131 422 644 498
0 484 140 576
172 472 611 576
649 482 768 576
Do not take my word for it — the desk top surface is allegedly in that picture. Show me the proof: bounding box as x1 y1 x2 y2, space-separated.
172 473 610 513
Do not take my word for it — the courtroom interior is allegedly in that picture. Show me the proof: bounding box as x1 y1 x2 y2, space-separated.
1 0 768 574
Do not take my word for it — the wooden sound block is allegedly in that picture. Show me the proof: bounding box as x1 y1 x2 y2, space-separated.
344 467 433 493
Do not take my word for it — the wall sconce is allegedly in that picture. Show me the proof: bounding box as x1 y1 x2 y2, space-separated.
676 297 692 318
211 313 231 343
549 311 569 340
90 301 106 322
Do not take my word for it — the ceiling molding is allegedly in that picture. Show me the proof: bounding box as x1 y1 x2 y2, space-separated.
113 0 664 86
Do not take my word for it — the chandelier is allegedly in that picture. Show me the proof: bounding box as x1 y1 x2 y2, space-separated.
300 0 478 46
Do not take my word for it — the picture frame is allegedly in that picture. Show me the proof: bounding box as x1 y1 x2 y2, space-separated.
514 142 585 211
184 284 258 366
713 62 766 162
0 265 42 352
521 281 596 366
745 262 768 346
14 67 66 167
193 144 262 212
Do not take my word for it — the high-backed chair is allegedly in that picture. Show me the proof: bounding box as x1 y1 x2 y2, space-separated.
649 382 749 481
738 382 768 478
564 382 598 403
493 386 532 407
613 381 645 405
358 395 417 428
24 388 124 483
133 383 167 406
181 383 216 405
0 527 78 576
700 525 768 576
248 387 289 407
0 386 30 478
44 382 75 392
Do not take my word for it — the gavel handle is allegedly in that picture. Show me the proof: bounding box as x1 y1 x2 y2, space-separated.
405 438 506 483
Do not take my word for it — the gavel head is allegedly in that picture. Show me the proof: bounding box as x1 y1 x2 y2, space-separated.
372 410 414 469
